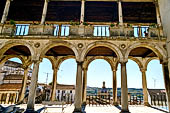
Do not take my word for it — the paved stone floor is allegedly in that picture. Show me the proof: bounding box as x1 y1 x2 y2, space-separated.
13 104 168 113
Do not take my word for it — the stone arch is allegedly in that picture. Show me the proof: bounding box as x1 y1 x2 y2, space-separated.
125 42 167 60
0 40 34 59
129 57 143 69
40 41 79 60
145 57 159 69
0 55 25 65
83 56 118 71
80 41 123 61
45 56 75 70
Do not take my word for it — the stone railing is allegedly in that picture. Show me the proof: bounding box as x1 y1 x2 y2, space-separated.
0 24 166 40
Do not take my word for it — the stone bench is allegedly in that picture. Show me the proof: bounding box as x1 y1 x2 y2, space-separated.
42 101 66 113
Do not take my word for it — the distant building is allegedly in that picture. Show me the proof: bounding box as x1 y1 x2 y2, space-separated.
0 60 32 84
0 60 32 104
55 84 75 102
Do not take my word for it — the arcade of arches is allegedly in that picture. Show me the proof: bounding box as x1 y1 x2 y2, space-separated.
0 40 169 113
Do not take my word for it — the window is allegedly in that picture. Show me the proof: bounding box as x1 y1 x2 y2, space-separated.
15 24 29 36
94 25 110 37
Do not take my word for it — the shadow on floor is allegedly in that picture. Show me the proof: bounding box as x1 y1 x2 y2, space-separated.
150 106 168 113
36 107 45 113
114 105 122 110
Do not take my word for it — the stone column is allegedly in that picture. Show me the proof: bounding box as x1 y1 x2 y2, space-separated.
118 0 123 26
5 93 10 104
50 68 58 101
120 61 129 113
80 0 85 24
25 60 41 113
112 68 118 105
140 68 150 106
155 1 162 27
73 61 83 113
1 0 11 24
82 68 87 104
13 93 16 104
162 62 170 112
40 0 49 25
18 67 29 102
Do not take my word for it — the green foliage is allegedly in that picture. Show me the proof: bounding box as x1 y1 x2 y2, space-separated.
149 23 157 28
110 23 115 27
9 19 16 25
70 20 80 26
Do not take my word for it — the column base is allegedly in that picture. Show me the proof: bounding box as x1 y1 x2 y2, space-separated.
113 102 119 106
144 102 151 107
24 109 38 113
120 110 130 113
73 108 86 113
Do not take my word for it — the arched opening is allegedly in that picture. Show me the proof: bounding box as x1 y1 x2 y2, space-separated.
87 59 113 105
0 57 32 104
146 60 164 89
128 46 164 106
55 58 77 102
129 47 157 58
40 46 76 103
127 59 142 88
45 46 75 57
86 46 117 57
4 45 31 56
84 46 118 105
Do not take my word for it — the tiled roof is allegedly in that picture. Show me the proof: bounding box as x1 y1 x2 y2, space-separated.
3 74 31 80
0 83 22 91
56 84 75 90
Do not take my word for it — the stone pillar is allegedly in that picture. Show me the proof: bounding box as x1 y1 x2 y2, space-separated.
73 61 83 113
50 68 58 101
13 93 16 104
5 93 10 104
118 0 123 26
140 68 150 106
40 0 49 25
1 0 11 24
82 68 87 104
25 60 41 113
18 67 29 102
162 62 170 112
112 68 118 105
120 61 129 113
155 1 162 27
80 0 85 24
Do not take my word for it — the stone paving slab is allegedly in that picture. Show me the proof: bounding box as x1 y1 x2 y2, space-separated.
2 104 168 113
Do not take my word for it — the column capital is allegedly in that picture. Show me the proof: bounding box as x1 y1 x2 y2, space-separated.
112 67 117 72
32 59 42 64
76 61 84 65
140 68 147 72
119 58 128 65
83 67 88 71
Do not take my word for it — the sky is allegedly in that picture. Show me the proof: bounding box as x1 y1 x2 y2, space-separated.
10 58 165 89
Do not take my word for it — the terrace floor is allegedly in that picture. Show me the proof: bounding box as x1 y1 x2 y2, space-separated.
5 104 167 113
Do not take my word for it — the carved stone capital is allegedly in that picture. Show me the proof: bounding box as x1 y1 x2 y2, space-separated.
140 68 147 72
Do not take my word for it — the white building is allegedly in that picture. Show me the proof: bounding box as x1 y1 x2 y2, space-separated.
55 84 75 103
